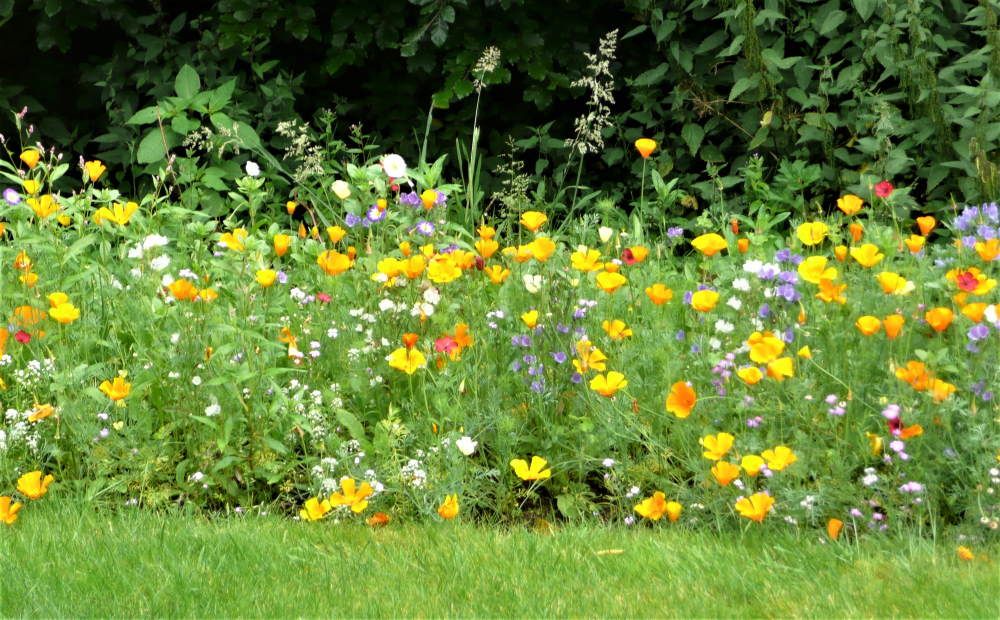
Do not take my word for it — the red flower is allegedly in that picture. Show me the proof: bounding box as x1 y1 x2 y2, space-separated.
621 248 637 265
316 292 332 303
434 336 458 355
14 330 30 343
957 271 979 292
874 181 894 199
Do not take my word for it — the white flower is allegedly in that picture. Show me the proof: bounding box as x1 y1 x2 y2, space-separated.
985 304 998 326
191 376 202 386
455 436 478 456
726 297 743 311
245 161 261 177
205 403 220 416
332 179 351 199
381 154 407 178
598 226 614 243
601 458 615 468
714 319 734 334
743 260 763 275
523 273 543 294
143 234 170 250
732 277 751 291
422 287 441 305
150 255 171 271
708 337 722 350
378 299 396 312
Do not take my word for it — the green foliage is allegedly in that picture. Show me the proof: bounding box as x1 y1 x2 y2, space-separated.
2 0 999 218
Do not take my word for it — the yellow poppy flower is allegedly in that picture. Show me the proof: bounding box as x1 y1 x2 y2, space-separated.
883 314 905 340
49 302 80 325
595 271 627 294
691 233 728 256
0 496 23 525
916 215 936 236
741 454 765 476
519 211 547 232
690 290 719 312
484 265 510 284
255 269 277 288
20 149 40 169
850 244 884 268
761 446 797 471
735 492 775 523
711 461 741 486
83 160 106 182
571 247 604 272
299 497 332 521
634 138 657 159
766 357 794 381
317 250 352 276
437 494 459 520
329 478 373 513
218 228 248 251
99 376 131 402
273 234 292 257
700 432 735 461
510 456 552 481
590 371 628 397
924 307 954 332
797 256 838 284
27 194 60 219
665 381 697 418
737 366 763 385
17 470 54 500
837 194 863 215
796 222 829 246
645 283 673 305
387 347 427 374
601 319 633 340
854 315 882 336
746 331 785 364
876 272 914 295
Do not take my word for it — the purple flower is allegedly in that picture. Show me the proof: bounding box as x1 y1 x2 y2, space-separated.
776 284 799 302
962 235 977 249
758 304 771 319
399 191 421 207
523 354 537 365
667 226 684 238
277 271 288 284
683 290 693 304
345 212 361 227
775 249 792 262
570 372 582 384
414 220 435 236
3 188 20 205
968 324 990 342
530 380 545 393
366 205 386 224
675 330 686 341
983 202 999 222
552 351 567 363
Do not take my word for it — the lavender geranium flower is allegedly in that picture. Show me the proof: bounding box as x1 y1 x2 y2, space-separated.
414 220 435 236
3 188 20 205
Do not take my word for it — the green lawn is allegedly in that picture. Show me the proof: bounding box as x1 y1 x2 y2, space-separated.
2 501 997 618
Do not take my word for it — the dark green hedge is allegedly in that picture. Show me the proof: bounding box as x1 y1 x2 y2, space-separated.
2 0 998 208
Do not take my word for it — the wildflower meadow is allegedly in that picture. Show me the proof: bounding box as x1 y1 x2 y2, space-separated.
2 4 1000 614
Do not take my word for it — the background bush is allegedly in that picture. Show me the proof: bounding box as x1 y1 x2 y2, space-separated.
2 0 999 211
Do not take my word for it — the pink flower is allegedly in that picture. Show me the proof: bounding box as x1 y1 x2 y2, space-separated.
316 292 332 303
874 180 894 199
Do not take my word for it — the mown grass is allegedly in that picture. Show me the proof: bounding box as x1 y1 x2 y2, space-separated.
2 500 997 618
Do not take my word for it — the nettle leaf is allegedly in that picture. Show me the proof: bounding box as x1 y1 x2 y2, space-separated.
174 64 201 99
632 63 669 86
681 123 705 155
853 0 878 21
